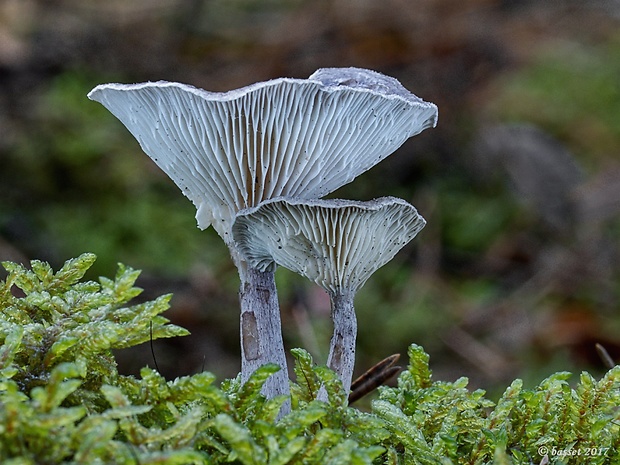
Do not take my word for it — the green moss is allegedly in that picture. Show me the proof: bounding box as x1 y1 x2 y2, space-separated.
1 255 619 464
375 345 620 464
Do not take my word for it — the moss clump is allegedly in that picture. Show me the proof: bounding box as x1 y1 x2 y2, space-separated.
1 254 619 464
374 345 620 464
0 254 383 464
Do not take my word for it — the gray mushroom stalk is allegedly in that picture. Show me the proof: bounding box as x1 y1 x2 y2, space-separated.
87 67 437 409
232 197 426 396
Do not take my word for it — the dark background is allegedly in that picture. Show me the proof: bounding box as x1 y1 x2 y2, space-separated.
1 0 619 399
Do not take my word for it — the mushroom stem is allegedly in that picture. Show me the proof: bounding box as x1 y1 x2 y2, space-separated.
326 289 358 395
238 263 290 411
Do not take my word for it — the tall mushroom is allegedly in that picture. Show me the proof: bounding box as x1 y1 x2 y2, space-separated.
232 197 426 395
87 68 437 402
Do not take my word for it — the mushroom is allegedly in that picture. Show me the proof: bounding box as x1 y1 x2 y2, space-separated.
232 196 426 395
87 68 437 403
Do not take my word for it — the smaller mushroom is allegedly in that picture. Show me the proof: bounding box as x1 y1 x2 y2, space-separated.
232 196 426 395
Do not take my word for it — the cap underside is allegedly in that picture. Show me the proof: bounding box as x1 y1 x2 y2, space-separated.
233 197 426 293
89 71 437 241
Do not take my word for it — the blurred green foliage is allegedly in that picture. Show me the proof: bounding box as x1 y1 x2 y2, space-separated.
485 37 620 163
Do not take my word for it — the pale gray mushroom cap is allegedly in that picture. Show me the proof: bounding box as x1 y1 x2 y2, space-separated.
232 196 426 294
88 68 437 243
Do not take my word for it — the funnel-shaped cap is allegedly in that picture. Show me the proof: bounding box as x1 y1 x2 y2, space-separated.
88 68 437 243
232 196 426 294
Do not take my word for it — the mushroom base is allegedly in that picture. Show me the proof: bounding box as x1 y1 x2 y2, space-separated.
239 265 290 411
